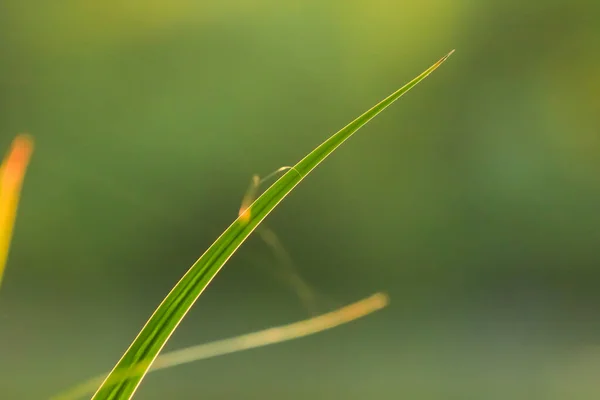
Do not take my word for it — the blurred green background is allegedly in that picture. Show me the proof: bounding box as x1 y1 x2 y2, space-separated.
1 0 599 398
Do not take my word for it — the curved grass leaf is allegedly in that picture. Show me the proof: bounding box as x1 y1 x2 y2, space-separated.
54 292 388 400
91 50 454 400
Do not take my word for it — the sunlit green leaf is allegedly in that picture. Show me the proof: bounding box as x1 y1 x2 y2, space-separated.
91 51 454 400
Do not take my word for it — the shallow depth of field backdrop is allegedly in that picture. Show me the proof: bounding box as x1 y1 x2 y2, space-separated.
1 1 599 399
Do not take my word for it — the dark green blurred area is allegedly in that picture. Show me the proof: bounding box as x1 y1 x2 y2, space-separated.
1 0 599 398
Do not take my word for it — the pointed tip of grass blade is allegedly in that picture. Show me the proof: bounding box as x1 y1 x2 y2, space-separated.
432 49 455 70
2 134 34 183
292 50 455 178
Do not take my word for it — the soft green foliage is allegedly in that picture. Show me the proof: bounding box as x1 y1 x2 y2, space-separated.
91 51 453 400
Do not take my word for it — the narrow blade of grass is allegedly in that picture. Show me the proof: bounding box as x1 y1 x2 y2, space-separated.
91 51 454 400
0 134 34 289
53 292 389 400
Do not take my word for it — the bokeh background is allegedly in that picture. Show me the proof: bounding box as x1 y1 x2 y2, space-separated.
1 0 599 398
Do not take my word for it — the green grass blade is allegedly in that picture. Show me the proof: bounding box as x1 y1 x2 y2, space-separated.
91 50 454 400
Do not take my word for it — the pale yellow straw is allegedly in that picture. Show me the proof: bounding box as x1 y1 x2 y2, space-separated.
52 292 389 400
